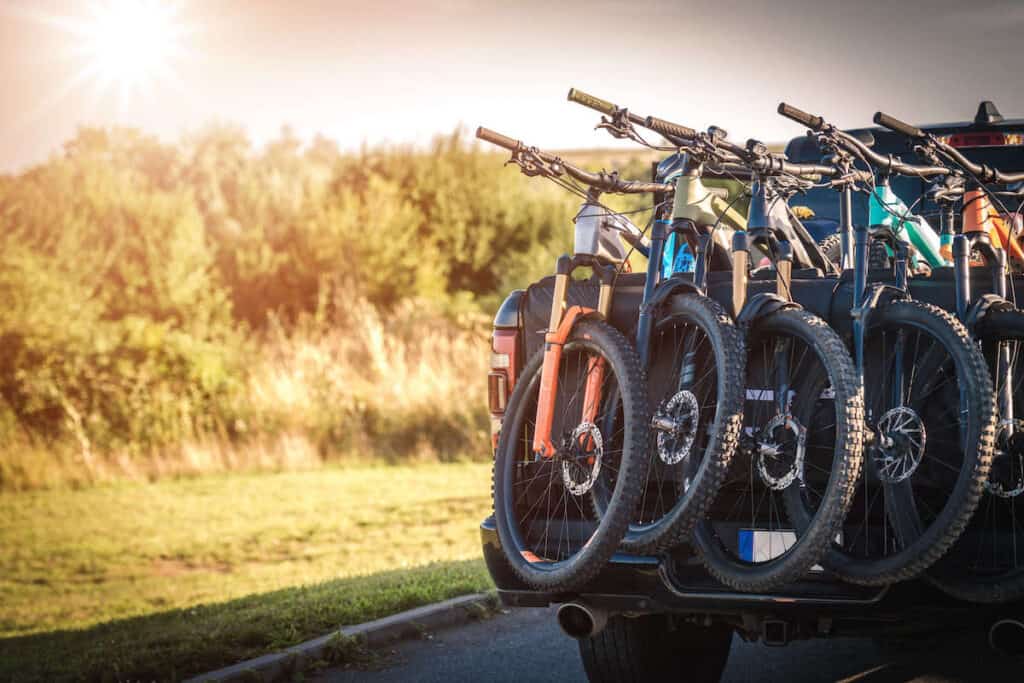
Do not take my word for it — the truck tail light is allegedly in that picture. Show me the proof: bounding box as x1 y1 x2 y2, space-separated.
938 132 1024 148
488 372 508 412
488 329 518 450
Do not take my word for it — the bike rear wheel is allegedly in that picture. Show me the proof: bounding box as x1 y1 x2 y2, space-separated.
493 319 649 591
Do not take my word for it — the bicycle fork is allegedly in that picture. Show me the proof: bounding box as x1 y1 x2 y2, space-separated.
532 256 615 458
953 231 1015 436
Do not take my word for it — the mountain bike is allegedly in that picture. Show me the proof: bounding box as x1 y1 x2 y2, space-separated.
676 131 865 593
871 111 1024 602
571 94 866 592
779 103 998 586
477 125 746 590
876 111 1024 272
567 90 836 278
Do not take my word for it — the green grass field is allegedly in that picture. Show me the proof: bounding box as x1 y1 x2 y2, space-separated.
0 463 495 681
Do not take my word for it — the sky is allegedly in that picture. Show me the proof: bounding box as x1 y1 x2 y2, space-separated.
0 0 1022 171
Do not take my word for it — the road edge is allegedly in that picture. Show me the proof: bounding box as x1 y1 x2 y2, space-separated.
185 592 497 683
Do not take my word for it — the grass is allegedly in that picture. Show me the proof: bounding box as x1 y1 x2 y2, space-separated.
0 462 495 681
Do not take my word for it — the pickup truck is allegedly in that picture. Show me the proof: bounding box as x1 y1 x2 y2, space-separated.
480 101 1024 682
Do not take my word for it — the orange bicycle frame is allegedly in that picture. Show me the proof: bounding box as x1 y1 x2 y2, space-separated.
963 188 1024 266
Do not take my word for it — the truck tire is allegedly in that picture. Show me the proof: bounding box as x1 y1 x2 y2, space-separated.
578 614 732 683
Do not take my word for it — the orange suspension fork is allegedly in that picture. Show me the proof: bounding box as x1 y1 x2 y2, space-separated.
532 262 613 458
578 279 614 456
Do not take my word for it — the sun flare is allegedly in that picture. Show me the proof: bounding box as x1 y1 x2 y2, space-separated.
76 0 186 92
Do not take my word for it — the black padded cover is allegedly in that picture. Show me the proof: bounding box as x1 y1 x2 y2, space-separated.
518 269 1024 360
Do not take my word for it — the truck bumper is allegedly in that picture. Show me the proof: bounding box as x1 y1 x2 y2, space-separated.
481 516 1022 641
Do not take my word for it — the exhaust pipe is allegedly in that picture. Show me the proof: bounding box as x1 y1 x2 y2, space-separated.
557 602 608 639
989 619 1024 657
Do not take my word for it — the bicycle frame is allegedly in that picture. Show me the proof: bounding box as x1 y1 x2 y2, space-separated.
867 178 947 268
962 188 1024 266
836 179 913 375
947 214 1016 441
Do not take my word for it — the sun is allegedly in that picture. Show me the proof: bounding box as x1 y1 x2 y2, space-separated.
6 0 196 129
76 1 185 92
74 0 188 94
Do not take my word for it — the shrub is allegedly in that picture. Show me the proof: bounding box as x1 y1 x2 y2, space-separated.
0 125 651 488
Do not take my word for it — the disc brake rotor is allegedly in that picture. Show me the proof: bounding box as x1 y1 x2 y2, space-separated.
653 390 700 466
874 406 926 484
561 422 603 496
756 414 806 490
986 419 1024 498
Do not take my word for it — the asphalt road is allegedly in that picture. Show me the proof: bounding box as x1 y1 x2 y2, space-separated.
317 607 1021 683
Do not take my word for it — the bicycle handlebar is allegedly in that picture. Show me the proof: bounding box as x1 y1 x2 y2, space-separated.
835 130 949 179
944 145 1024 183
777 104 949 179
872 111 925 140
748 154 838 179
567 88 618 117
567 88 694 146
643 115 697 142
777 103 826 132
476 126 673 194
872 111 1024 185
476 126 522 152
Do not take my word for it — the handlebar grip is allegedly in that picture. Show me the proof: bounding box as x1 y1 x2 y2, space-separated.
873 112 925 139
643 116 697 141
777 103 825 131
476 126 522 152
566 88 616 116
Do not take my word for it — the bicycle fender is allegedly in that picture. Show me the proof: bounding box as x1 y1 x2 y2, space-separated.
546 305 602 346
644 276 705 314
737 292 801 326
966 293 1014 332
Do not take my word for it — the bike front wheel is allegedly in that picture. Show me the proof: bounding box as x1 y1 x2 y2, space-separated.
493 319 650 592
693 308 864 592
592 293 745 554
823 300 996 585
929 306 1024 602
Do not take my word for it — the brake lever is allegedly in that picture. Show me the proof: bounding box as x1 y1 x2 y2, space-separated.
508 148 557 178
912 141 946 169
595 108 636 140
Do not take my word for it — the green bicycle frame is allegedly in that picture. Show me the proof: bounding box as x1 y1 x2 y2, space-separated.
868 180 948 268
672 175 750 229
